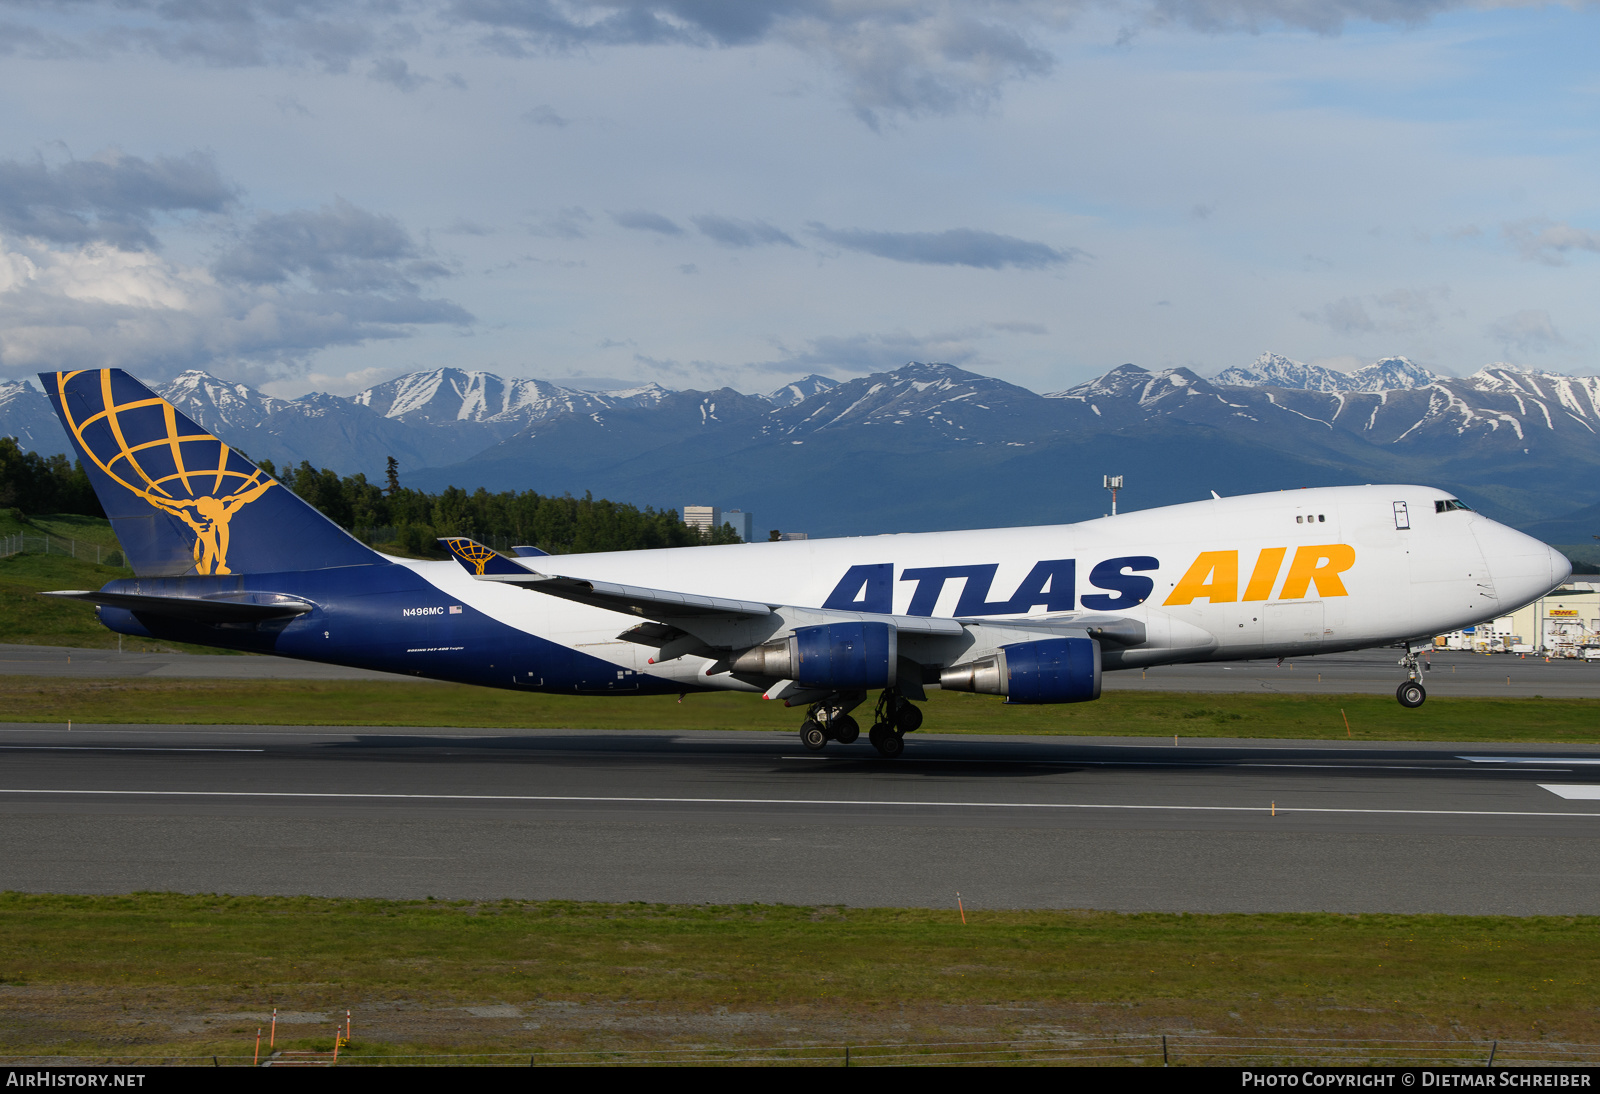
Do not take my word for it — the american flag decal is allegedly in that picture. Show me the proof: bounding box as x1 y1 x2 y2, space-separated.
449 605 463 614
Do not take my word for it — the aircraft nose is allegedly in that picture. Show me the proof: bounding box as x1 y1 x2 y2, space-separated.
1548 541 1574 588
1475 519 1570 606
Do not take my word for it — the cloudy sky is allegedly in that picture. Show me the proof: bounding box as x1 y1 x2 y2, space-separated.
0 0 1596 398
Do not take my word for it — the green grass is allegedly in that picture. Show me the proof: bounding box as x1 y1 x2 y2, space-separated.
2 675 1599 741
0 894 1594 1056
0 511 236 654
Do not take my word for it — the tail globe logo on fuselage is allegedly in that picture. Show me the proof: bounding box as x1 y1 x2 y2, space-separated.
53 370 276 576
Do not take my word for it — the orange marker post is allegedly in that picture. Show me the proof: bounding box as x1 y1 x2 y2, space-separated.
270 1008 276 1048
1271 801 1276 817
346 1010 352 1043
957 892 966 925
254 1028 261 1066
1341 709 1351 739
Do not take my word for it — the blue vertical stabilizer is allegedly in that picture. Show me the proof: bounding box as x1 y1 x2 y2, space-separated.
42 369 383 577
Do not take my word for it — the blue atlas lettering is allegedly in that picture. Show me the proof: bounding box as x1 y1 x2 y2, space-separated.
901 560 1078 616
1000 559 1076 614
1079 555 1159 610
901 565 994 616
822 563 893 614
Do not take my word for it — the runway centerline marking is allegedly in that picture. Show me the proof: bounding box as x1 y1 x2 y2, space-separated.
1 788 1598 820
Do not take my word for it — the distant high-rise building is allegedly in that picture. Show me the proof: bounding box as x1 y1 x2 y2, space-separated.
682 505 720 535
724 509 754 542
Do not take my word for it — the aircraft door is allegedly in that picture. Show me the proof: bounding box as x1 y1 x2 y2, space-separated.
1264 600 1325 651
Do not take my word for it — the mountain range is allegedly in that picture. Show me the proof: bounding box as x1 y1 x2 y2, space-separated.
4 353 1599 546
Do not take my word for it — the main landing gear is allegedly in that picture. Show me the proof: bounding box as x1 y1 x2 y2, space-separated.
1395 645 1430 708
798 689 923 758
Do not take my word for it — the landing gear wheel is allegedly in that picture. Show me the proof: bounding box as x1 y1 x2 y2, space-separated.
1396 681 1426 708
895 703 923 733
800 720 827 751
869 724 905 758
831 714 860 744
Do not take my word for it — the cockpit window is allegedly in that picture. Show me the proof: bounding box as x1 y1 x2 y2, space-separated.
1434 499 1473 513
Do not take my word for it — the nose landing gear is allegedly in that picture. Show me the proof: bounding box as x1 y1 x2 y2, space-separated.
1395 645 1430 707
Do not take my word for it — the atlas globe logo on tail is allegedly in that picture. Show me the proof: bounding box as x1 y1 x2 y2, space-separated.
51 370 278 576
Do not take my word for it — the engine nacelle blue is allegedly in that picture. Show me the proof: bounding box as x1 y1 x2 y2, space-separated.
1000 637 1101 704
794 621 897 691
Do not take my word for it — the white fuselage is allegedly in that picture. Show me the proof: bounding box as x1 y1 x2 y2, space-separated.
392 485 1569 692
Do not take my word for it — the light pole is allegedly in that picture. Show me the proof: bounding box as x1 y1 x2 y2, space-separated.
1103 475 1123 516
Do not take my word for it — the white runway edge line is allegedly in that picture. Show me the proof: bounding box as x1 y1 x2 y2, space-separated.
1540 785 1600 800
1 788 1599 820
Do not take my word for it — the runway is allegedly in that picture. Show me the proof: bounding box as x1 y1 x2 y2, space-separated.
5 643 1598 696
2 721 1599 914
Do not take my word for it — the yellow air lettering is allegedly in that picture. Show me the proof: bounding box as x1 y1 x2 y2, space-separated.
1162 550 1239 606
1279 544 1356 599
1242 547 1287 601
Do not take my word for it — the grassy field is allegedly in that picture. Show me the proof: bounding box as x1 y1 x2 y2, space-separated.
0 894 1593 1060
2 673 1599 741
0 511 234 654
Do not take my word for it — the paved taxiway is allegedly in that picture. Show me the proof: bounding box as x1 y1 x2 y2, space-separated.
2 722 1599 914
5 643 1599 696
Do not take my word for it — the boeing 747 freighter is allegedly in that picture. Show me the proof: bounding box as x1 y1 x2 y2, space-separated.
39 369 1569 757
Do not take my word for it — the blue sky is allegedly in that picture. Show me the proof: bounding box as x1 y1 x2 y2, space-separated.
0 0 1596 398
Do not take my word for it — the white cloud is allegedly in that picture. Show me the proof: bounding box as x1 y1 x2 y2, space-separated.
1304 287 1446 336
1485 309 1566 354
1504 218 1600 266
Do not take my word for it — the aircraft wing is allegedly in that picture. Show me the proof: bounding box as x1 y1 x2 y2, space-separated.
440 537 965 635
480 569 780 620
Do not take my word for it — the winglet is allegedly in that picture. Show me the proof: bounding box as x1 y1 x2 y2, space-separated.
439 537 534 577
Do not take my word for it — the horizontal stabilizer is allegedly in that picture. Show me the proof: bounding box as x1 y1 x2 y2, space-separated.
40 589 313 624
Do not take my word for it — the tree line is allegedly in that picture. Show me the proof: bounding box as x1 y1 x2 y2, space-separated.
2 437 739 555
0 437 102 518
256 455 741 556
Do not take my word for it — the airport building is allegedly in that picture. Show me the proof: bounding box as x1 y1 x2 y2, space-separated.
1435 580 1600 657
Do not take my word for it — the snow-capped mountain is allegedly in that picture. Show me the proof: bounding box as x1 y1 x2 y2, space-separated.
5 357 1600 538
353 367 667 427
1349 356 1442 392
0 379 60 456
765 362 1055 440
765 374 839 408
1215 353 1356 392
1214 352 1442 393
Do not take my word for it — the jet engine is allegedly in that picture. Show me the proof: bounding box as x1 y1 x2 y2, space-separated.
730 621 897 690
939 636 1100 704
